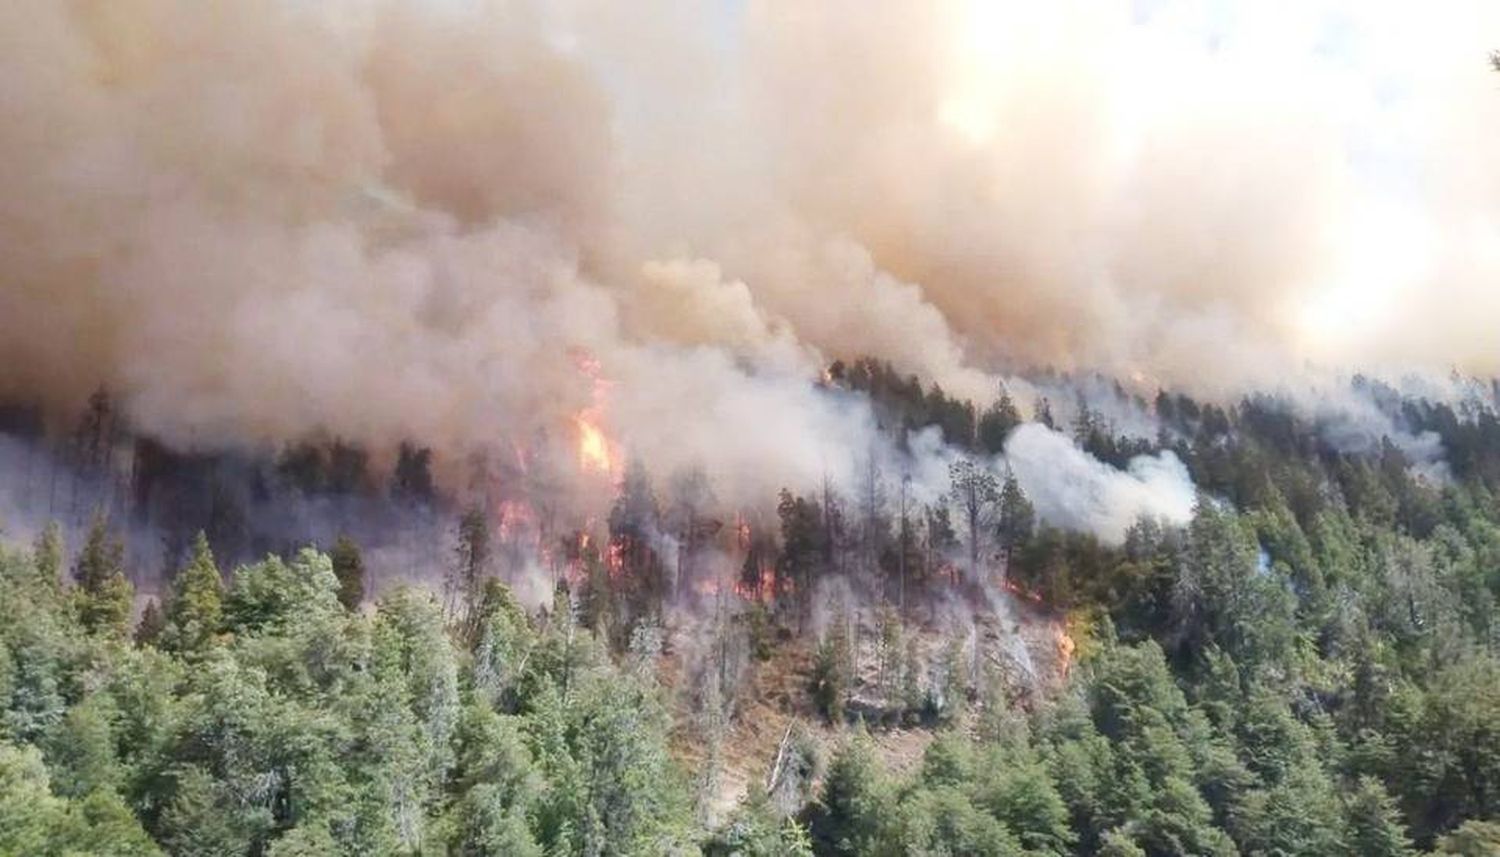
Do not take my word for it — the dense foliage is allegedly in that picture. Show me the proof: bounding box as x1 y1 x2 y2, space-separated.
798 365 1500 855
0 533 697 855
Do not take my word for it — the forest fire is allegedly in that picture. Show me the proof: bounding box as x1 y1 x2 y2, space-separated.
575 415 613 474
733 561 778 601
495 499 537 542
569 348 619 479
1056 627 1076 679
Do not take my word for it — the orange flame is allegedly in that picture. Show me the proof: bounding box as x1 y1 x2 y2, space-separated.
496 499 537 542
1056 627 1076 679
569 348 619 480
575 415 612 473
606 540 626 580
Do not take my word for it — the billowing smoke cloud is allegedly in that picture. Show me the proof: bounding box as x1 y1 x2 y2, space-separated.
714 1 1500 386
1004 424 1196 543
1 0 1497 515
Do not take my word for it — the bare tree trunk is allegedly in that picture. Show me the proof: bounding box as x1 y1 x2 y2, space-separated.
898 475 908 619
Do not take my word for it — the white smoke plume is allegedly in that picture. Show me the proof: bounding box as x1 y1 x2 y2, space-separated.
1004 424 1196 543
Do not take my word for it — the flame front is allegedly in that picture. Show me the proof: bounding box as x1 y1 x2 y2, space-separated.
575 414 612 474
569 348 618 479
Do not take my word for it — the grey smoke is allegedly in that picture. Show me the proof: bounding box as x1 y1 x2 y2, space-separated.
2 0 1495 550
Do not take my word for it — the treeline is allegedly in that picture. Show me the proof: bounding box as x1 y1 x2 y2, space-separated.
0 390 448 571
803 488 1500 854
805 632 1500 856
802 361 1500 853
5 500 1498 854
6 369 1500 853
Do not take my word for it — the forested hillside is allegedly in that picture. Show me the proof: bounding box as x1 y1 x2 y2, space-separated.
2 372 1500 856
7 1 1500 854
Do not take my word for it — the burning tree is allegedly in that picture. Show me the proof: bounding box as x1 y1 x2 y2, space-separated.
448 506 492 637
608 457 666 623
668 466 717 601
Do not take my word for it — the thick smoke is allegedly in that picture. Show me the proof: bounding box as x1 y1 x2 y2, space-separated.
1 0 1497 524
1004 424 1196 543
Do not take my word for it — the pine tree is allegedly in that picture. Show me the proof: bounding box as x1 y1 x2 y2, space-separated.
936 634 970 724
948 457 999 584
330 534 365 610
978 391 1022 454
450 507 491 633
609 457 665 617
810 729 894 856
30 522 62 593
161 532 222 655
812 612 853 724
1035 397 1056 430
777 489 825 632
997 468 1036 568
1436 820 1500 855
578 540 614 642
1343 776 1414 857
72 513 132 637
134 599 165 647
392 441 435 502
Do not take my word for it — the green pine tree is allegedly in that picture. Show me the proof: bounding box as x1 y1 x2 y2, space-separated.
330 533 366 610
160 532 223 655
71 514 132 637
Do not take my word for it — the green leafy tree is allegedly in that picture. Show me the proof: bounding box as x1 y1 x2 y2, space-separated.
445 704 542 856
894 784 1023 856
1097 827 1148 857
1436 820 1500 855
705 793 815 857
974 743 1075 854
43 692 122 798
224 549 342 634
471 579 536 711
160 764 255 856
267 822 340 857
0 742 158 856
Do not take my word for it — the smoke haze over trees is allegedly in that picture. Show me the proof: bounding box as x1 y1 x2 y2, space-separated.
4 0 1500 498
6 2 1500 855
